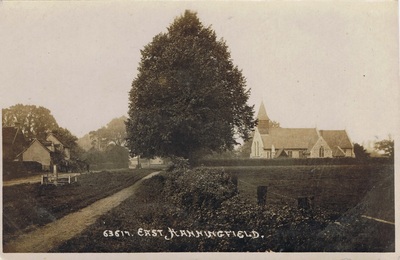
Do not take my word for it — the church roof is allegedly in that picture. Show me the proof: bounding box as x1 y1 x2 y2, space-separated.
257 101 270 121
319 130 353 149
254 102 354 155
332 146 346 157
260 128 319 150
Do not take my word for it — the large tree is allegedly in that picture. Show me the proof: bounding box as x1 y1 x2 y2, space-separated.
2 104 59 141
126 10 256 161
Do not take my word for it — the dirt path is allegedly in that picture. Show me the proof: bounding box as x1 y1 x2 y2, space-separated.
3 173 81 187
3 171 160 252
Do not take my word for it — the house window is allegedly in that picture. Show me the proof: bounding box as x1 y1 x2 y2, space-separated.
266 151 271 159
287 151 292 158
319 147 324 158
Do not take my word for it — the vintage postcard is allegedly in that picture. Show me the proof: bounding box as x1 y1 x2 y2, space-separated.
1 1 398 259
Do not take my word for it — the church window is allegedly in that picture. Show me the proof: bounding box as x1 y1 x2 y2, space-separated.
319 146 324 157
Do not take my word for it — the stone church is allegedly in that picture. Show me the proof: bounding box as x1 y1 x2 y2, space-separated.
250 102 354 159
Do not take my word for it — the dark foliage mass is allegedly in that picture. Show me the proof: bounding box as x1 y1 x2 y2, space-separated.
53 160 396 253
82 145 130 170
353 143 370 160
126 10 256 161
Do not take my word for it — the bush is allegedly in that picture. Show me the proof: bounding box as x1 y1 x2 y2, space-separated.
128 166 337 252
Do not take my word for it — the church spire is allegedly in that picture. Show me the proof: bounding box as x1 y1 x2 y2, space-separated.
257 101 270 121
257 101 270 134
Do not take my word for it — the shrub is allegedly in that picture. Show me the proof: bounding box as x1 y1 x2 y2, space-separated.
132 166 337 251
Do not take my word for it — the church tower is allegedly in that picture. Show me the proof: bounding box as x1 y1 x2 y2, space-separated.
257 101 270 134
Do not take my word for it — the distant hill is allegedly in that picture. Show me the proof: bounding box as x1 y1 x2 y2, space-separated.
77 133 93 151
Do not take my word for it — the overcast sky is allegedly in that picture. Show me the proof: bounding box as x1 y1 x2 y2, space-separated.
0 1 398 144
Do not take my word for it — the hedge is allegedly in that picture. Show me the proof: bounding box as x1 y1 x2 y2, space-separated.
194 157 393 167
3 161 43 180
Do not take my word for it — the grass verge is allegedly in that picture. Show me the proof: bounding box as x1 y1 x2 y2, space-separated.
3 168 157 245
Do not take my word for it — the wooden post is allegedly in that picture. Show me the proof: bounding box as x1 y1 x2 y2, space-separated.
231 176 238 188
68 175 71 184
53 165 58 185
257 186 268 207
137 155 142 169
298 196 314 210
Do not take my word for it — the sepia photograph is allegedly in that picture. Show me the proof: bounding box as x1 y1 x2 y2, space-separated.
0 1 398 259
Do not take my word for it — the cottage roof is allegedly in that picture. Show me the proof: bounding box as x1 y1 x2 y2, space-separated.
2 127 23 145
41 141 53 146
46 133 63 144
257 101 270 121
17 138 52 158
319 130 353 149
3 127 27 160
260 128 319 150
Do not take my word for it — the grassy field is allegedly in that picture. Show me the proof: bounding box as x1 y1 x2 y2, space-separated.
3 168 156 245
52 162 394 252
224 164 394 216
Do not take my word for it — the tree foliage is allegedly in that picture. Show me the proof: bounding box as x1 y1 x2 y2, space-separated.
89 116 127 150
2 104 84 161
82 145 129 170
269 120 280 129
2 104 59 141
51 127 85 159
126 10 256 161
353 143 369 160
374 137 394 159
104 145 130 168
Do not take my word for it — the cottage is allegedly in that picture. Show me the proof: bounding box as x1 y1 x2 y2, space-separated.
17 133 71 171
250 102 354 159
20 139 52 170
45 133 70 160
